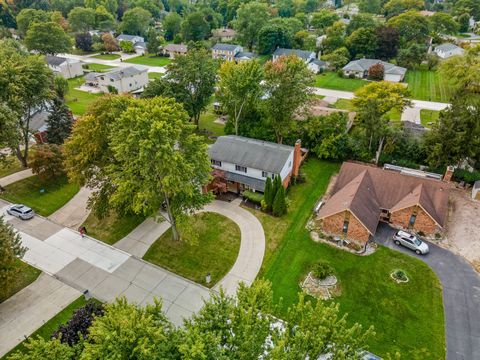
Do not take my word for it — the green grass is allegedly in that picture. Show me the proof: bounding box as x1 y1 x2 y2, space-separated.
258 54 271 64
420 109 440 128
65 76 103 115
92 53 120 60
148 72 163 80
331 99 401 122
0 260 40 303
248 159 445 358
199 102 225 138
82 63 114 72
0 156 24 178
2 296 89 358
405 68 454 102
0 175 80 216
143 212 241 287
315 72 368 92
81 211 146 245
125 55 171 67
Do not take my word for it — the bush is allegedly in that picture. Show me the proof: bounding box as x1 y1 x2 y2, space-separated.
29 144 66 182
337 69 344 78
272 186 287 217
243 190 263 204
348 73 355 79
312 261 333 280
453 168 480 184
392 269 408 282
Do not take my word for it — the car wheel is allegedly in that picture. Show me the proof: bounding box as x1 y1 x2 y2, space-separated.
415 249 422 255
6 210 11 215
394 240 401 246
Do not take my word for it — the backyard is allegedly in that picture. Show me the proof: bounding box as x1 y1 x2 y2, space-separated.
143 212 241 287
198 101 225 138
315 72 368 92
405 67 453 103
420 109 441 128
66 76 102 116
248 159 445 358
125 55 171 67
82 63 114 72
148 72 163 80
0 175 80 216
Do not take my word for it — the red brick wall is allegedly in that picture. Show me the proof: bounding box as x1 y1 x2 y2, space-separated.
347 215 371 244
319 210 370 244
390 206 438 234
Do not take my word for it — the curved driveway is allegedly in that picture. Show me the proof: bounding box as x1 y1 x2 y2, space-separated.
374 224 480 360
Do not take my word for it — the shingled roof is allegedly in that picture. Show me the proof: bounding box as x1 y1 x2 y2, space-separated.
318 162 450 233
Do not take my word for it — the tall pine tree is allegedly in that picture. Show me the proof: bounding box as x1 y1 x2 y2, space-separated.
272 186 287 217
264 177 274 210
46 97 73 145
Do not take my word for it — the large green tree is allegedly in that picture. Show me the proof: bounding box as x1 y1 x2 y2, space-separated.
258 21 294 55
346 27 378 58
24 22 72 55
310 9 339 31
181 11 210 41
439 45 480 95
15 8 49 36
233 2 271 50
387 10 430 44
67 6 96 33
163 12 182 41
430 12 459 35
121 7 152 36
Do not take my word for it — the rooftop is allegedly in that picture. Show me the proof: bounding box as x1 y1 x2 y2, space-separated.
343 59 407 76
435 43 464 52
273 48 315 60
100 66 147 81
212 43 242 51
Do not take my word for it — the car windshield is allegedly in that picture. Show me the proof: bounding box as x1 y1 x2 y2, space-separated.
24 209 32 214
414 239 422 246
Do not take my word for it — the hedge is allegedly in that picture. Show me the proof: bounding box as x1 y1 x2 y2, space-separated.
243 190 263 204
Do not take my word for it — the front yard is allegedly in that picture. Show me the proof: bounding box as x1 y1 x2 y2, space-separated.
125 55 171 67
0 260 40 303
143 212 240 287
420 109 440 128
0 175 80 216
0 157 23 178
92 53 121 60
315 72 368 92
66 77 103 116
405 68 453 103
248 159 445 358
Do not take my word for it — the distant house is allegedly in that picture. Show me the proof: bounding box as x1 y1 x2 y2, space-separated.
133 41 147 54
208 136 306 193
212 43 254 62
116 34 147 54
317 162 450 245
342 59 407 82
434 43 465 59
162 44 187 58
45 56 83 79
212 28 236 42
86 66 149 93
273 48 326 73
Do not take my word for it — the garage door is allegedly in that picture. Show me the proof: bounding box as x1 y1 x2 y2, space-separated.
384 74 402 83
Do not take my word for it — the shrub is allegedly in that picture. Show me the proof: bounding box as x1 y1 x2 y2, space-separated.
337 69 344 78
453 168 480 184
392 269 408 282
312 261 333 280
243 190 263 204
368 63 384 81
264 177 274 210
29 144 66 182
348 73 355 79
272 186 287 217
417 231 425 237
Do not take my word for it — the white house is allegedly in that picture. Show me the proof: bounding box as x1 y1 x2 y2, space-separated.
342 59 407 82
208 136 305 193
434 43 465 59
273 48 326 73
116 34 144 44
88 66 149 93
211 43 254 62
45 56 83 79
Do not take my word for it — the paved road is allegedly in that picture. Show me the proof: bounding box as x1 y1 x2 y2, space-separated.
374 224 480 360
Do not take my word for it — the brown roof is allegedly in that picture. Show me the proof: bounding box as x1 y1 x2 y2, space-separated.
318 162 450 233
212 28 236 37
164 44 187 53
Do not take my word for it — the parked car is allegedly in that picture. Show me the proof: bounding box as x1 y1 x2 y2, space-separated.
393 230 429 255
6 204 35 220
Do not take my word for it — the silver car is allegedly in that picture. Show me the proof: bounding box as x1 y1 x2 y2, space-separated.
7 204 35 220
393 230 429 255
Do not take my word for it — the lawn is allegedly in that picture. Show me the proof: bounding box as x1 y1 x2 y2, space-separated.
405 67 454 103
0 156 24 178
148 72 163 80
92 53 120 60
81 211 146 245
82 63 114 72
248 159 445 358
315 72 368 92
199 101 225 138
0 260 40 303
2 296 89 358
65 76 103 116
143 212 241 287
125 55 171 67
0 175 80 216
331 99 401 122
420 109 441 128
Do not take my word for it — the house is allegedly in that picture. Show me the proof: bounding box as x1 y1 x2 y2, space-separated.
133 41 147 54
208 136 306 193
116 34 146 54
212 43 254 62
162 44 187 58
87 66 149 93
45 56 83 79
342 59 407 82
434 43 465 59
317 162 450 245
273 48 326 73
212 28 236 42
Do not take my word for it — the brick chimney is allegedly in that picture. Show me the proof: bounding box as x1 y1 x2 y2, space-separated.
443 165 454 182
293 139 302 177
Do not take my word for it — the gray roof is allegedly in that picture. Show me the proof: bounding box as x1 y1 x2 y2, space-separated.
311 59 326 66
343 59 407 76
435 43 463 52
273 48 315 60
209 135 294 174
45 56 67 66
85 72 101 81
134 41 147 48
164 44 187 53
225 171 266 192
212 43 241 51
117 34 143 42
102 66 147 80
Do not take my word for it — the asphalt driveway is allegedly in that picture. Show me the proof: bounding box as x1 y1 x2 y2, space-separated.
374 224 480 360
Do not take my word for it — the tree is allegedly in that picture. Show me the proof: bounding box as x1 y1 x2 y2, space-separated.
457 13 470 33
0 39 53 167
46 98 73 144
387 10 430 43
397 42 426 69
430 12 459 35
181 11 210 41
54 76 69 100
263 55 314 143
217 60 263 135
272 185 287 216
75 32 93 52
50 10 68 31
102 32 118 52
0 217 27 296
121 7 152 36
146 28 161 54
346 13 377 35
375 26 400 60
258 21 294 54
209 169 227 195
67 6 96 33
439 45 480 95
368 63 385 80
264 177 274 211
346 27 378 58
8 337 75 360
321 21 346 54
425 95 480 167
25 22 72 55
29 144 66 181
233 2 271 50
16 8 49 37
383 0 424 18
322 47 350 70
310 9 339 31
95 5 115 31
358 0 382 14
119 39 134 52
163 12 182 41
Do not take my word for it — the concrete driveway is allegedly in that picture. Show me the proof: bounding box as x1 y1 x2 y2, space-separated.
374 224 480 360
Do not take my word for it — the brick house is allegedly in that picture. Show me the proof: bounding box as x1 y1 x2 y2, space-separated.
211 43 254 62
317 162 450 245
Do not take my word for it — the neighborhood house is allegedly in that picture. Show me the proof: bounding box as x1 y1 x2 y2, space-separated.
212 28 236 42
433 43 465 59
317 162 450 244
85 66 148 93
211 43 254 62
272 48 327 73
45 56 83 79
116 34 147 54
161 44 188 58
342 59 407 82
208 136 306 193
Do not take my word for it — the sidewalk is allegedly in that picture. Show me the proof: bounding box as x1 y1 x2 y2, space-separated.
48 187 92 229
0 168 34 187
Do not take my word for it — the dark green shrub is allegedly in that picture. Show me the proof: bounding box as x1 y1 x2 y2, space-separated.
264 177 274 210
312 261 333 280
392 269 408 282
272 186 287 217
243 190 263 204
453 169 480 184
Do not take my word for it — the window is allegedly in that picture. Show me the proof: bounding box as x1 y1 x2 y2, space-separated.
235 165 247 173
211 159 221 166
271 173 275 179
409 214 417 227
342 220 349 234
289 161 292 167
262 171 268 178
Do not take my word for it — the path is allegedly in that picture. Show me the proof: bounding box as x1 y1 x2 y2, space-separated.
401 106 421 124
48 187 93 229
374 224 480 360
0 273 81 357
0 168 33 187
